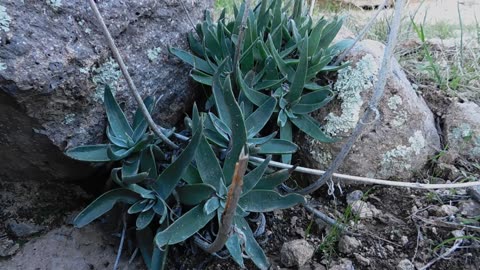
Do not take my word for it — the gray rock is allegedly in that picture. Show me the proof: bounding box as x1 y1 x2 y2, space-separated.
346 190 364 205
338 235 361 254
353 253 370 266
396 259 414 270
435 205 459 217
0 0 212 182
280 239 315 267
459 200 480 217
297 40 440 181
0 238 19 257
443 101 480 163
7 220 44 238
351 200 381 219
330 258 355 270
0 223 144 269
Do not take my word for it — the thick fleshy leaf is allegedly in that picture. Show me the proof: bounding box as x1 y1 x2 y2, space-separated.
177 184 216 205
203 197 220 215
254 169 291 190
122 154 140 179
74 189 140 228
234 216 269 270
317 17 344 50
291 89 333 114
182 164 202 185
242 156 271 195
285 36 308 102
136 209 155 230
128 199 151 214
280 120 293 164
66 144 111 162
140 146 158 179
290 114 335 143
245 97 276 138
132 96 154 136
111 168 155 199
225 234 245 268
257 139 297 154
169 47 215 74
195 136 227 196
153 126 202 199
248 132 277 145
268 35 294 81
237 68 271 107
104 86 133 140
155 202 215 247
107 126 128 148
239 190 305 212
190 69 212 86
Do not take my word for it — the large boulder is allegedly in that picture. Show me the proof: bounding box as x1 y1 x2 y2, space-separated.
297 40 441 180
0 0 212 182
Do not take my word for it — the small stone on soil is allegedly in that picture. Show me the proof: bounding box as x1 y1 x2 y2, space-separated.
351 201 381 219
396 259 414 270
280 239 315 267
346 190 364 205
354 253 370 266
459 200 480 217
329 258 355 270
338 235 361 254
435 205 459 217
7 220 44 238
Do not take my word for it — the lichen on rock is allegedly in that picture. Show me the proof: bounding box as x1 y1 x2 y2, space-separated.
92 58 122 101
147 47 162 62
388 95 408 127
381 130 426 175
0 5 11 32
324 54 379 136
46 0 62 11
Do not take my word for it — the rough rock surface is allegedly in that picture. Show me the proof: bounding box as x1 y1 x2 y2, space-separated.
280 239 315 267
0 223 144 270
442 101 480 163
0 0 212 182
297 40 440 180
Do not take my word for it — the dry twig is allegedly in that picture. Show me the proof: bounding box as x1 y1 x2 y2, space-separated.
87 0 178 149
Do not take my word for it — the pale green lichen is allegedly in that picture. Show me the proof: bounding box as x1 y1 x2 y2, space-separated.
147 47 162 62
451 123 480 157
324 54 379 136
388 95 408 127
92 58 122 102
381 130 426 173
0 5 12 32
308 145 332 166
0 62 6 71
63 113 76 125
46 0 62 11
79 67 89 74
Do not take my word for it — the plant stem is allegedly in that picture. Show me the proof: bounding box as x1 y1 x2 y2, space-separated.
297 0 406 195
113 213 127 270
87 0 178 149
200 148 248 253
249 156 480 190
232 0 250 95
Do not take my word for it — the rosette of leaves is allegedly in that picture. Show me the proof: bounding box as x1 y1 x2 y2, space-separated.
66 86 204 269
170 0 353 163
154 67 305 270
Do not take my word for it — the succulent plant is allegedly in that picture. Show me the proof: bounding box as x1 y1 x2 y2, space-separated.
170 0 352 163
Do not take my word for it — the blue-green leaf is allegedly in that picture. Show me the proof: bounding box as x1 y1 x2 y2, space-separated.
234 217 269 270
239 190 305 212
195 136 227 196
280 120 293 164
254 169 291 190
257 139 297 154
182 164 202 185
104 86 133 140
74 189 140 228
66 144 111 162
226 234 245 268
203 197 220 215
285 36 308 103
136 209 155 230
237 68 271 107
177 184 215 205
290 114 335 143
242 156 271 195
153 126 202 199
169 47 215 74
155 202 215 247
291 89 333 114
245 97 276 138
